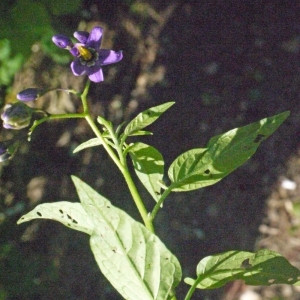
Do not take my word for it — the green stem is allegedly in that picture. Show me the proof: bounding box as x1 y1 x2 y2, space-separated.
150 185 173 221
98 117 124 162
85 115 123 171
49 113 87 119
122 163 155 232
184 279 199 300
81 79 91 113
29 113 87 134
85 114 154 232
81 80 154 232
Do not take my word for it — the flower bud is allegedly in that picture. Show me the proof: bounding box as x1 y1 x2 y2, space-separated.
52 34 73 49
1 102 34 130
17 88 42 102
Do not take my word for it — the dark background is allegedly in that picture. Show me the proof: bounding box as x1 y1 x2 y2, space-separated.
1 1 300 299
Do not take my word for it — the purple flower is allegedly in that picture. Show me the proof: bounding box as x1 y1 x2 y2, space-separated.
52 26 123 82
17 88 43 102
1 102 34 130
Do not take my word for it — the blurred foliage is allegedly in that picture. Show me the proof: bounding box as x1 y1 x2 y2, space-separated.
0 0 83 87
0 242 59 299
0 39 23 86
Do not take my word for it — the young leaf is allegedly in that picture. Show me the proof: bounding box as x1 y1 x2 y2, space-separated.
184 249 300 290
17 202 94 235
73 138 102 153
169 111 290 191
128 142 164 202
72 176 182 300
124 102 175 136
128 130 153 137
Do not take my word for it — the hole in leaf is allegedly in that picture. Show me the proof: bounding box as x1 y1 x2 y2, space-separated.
72 219 78 224
254 133 265 143
59 209 63 214
204 169 210 174
37 212 42 217
67 214 72 220
107 205 110 208
240 258 251 269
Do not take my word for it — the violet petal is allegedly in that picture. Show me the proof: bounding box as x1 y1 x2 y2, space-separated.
71 60 87 76
86 67 104 82
86 26 103 49
74 31 89 43
99 50 123 65
52 35 73 49
70 46 80 57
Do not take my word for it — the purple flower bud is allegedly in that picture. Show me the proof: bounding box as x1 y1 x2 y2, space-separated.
52 34 73 49
17 88 42 102
1 102 34 130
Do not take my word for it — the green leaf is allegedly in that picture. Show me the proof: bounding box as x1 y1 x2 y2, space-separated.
129 142 164 202
184 249 300 290
72 176 182 300
169 111 290 191
17 202 94 235
73 138 102 153
128 130 153 137
124 102 175 136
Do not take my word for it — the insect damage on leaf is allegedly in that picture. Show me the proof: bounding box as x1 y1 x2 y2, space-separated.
253 133 266 143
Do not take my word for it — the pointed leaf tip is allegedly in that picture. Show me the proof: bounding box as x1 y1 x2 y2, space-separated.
124 102 175 136
169 111 290 191
185 249 300 290
17 201 94 235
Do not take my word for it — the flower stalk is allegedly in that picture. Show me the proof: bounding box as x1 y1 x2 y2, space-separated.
80 80 154 232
